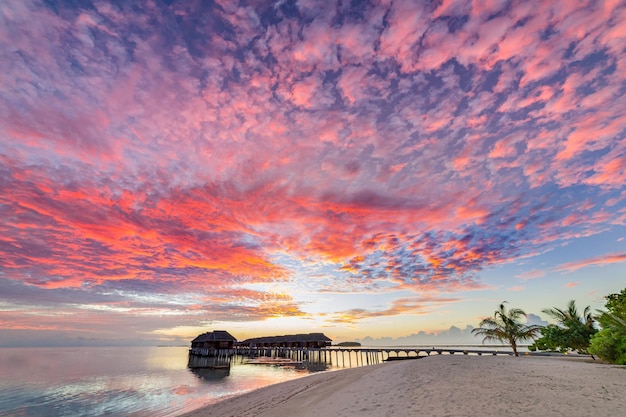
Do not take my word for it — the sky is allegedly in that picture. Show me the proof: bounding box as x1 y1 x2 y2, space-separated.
1 0 625 348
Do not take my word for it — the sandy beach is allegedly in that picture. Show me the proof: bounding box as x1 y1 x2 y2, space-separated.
181 355 626 417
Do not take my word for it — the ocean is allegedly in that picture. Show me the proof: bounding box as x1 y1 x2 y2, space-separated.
0 344 521 416
0 346 315 417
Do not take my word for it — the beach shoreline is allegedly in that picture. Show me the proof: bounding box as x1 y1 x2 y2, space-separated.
180 355 626 417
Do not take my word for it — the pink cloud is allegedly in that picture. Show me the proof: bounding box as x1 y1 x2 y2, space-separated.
338 65 368 105
555 252 626 273
584 150 626 188
329 295 461 324
290 75 320 108
556 113 626 162
335 22 380 65
516 270 547 281
379 1 428 71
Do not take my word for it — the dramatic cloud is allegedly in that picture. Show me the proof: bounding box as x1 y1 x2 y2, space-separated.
1 0 625 344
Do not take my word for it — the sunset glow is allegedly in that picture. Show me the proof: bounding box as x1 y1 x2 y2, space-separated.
1 0 625 347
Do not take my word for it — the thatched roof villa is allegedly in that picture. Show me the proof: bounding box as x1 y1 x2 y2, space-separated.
190 330 237 349
189 331 332 351
238 332 332 348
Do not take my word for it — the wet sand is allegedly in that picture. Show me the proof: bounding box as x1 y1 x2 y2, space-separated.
181 355 626 417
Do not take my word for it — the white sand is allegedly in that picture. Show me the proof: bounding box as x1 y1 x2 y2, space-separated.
181 355 626 417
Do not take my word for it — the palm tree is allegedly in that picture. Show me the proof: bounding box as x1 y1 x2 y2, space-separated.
541 300 597 353
472 301 542 356
543 300 594 329
601 312 626 332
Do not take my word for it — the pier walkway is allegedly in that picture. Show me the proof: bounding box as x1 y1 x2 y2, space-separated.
188 346 521 369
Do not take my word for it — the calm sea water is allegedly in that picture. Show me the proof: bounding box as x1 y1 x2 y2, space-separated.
0 346 315 417
0 345 522 417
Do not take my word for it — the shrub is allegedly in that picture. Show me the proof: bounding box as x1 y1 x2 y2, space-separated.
589 288 626 364
530 300 596 354
589 327 626 365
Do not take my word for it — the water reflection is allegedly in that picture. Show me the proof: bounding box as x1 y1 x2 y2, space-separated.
239 356 330 373
187 353 232 370
189 367 230 381
0 347 314 417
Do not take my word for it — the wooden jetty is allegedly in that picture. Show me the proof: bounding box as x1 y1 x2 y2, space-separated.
230 346 518 369
188 330 522 370
188 331 333 369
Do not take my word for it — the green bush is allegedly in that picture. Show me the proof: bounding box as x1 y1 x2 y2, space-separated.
530 300 596 353
589 327 626 365
589 288 626 364
531 324 569 352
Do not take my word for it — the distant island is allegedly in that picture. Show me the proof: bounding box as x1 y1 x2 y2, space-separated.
335 341 361 347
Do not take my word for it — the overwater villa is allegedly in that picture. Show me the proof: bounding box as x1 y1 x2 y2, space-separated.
189 331 333 353
238 332 332 348
188 330 237 369
190 330 237 352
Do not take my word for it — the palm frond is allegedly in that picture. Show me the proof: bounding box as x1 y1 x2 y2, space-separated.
472 301 540 354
